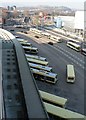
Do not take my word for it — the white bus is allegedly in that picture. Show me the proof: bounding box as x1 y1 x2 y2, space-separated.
48 35 62 43
31 68 58 84
25 54 47 61
22 46 38 54
67 64 75 83
67 42 81 51
30 28 42 35
81 48 86 56
29 63 52 72
27 58 48 66
41 32 51 37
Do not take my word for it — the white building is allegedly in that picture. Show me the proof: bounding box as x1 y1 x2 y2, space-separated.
74 11 84 30
74 11 86 38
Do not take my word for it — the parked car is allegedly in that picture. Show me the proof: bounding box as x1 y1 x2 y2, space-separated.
34 35 40 38
48 42 53 45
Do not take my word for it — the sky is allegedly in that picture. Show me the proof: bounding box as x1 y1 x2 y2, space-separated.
0 0 85 10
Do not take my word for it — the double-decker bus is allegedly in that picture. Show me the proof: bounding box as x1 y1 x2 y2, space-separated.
67 64 75 83
39 90 67 108
27 58 48 66
31 68 58 84
67 42 81 51
81 48 86 56
22 46 38 54
29 63 52 72
44 102 85 119
25 54 47 61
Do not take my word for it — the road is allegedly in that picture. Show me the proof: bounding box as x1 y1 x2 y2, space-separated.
43 26 83 42
4 26 85 115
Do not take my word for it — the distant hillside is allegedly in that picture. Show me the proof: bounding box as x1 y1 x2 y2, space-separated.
17 6 72 11
57 6 72 11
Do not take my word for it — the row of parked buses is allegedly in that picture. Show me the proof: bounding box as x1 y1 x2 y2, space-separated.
30 28 63 43
17 38 38 54
17 38 58 84
17 38 76 83
30 28 86 55
16 37 85 119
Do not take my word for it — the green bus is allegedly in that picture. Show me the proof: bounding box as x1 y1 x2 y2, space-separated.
39 90 67 108
21 42 32 47
22 46 38 54
31 68 58 84
67 64 75 83
29 63 52 72
27 58 48 66
44 102 85 119
25 54 47 61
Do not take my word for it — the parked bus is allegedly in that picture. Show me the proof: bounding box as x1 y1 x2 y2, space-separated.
21 42 32 47
30 28 42 35
68 39 80 44
67 42 81 51
17 38 28 43
67 64 75 83
25 54 47 61
81 48 86 56
27 58 48 66
48 35 62 43
41 32 51 37
39 90 67 108
44 102 85 119
31 68 57 84
29 63 52 72
22 46 38 54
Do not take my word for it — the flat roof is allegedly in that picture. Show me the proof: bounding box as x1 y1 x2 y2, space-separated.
13 39 49 118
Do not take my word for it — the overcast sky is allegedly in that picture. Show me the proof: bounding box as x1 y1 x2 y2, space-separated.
0 0 85 10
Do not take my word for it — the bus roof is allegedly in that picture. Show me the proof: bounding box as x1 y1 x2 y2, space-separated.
17 38 28 42
31 68 57 78
67 65 75 77
82 48 86 52
25 54 46 61
22 46 38 50
21 42 32 45
39 90 67 107
67 42 80 48
27 58 48 65
42 32 50 36
44 102 85 119
29 63 52 71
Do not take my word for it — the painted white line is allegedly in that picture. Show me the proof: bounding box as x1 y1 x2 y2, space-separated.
55 45 85 64
49 45 84 69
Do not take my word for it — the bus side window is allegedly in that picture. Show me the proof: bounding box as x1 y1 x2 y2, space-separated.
39 74 45 81
33 73 38 80
46 76 54 82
